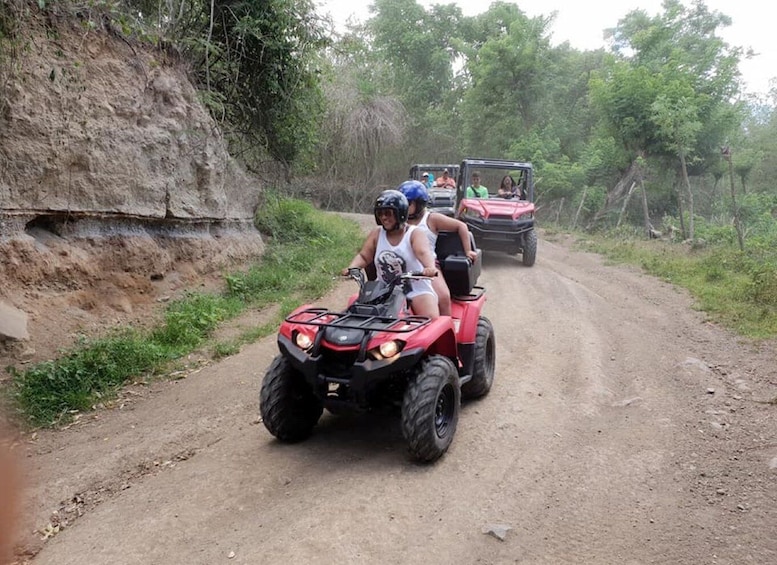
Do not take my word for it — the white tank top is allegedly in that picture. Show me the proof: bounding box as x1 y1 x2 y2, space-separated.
374 226 435 299
418 211 437 258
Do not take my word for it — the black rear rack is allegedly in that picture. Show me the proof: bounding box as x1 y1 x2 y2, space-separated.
286 308 430 333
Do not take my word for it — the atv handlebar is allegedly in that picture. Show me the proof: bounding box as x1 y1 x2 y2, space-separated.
341 268 436 283
400 271 437 280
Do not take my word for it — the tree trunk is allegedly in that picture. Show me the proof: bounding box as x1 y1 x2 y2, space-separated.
556 198 564 224
572 188 587 230
727 156 745 251
672 174 686 240
679 151 694 240
590 158 640 227
616 182 637 228
639 175 652 238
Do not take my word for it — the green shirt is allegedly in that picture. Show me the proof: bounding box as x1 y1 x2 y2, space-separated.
466 185 488 198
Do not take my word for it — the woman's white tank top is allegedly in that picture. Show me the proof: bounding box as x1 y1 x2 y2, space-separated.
375 225 424 282
418 211 437 258
374 226 435 299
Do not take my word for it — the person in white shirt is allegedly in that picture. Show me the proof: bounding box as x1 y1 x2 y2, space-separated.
343 189 439 318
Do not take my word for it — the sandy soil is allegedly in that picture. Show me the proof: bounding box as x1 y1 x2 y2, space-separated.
4 222 777 564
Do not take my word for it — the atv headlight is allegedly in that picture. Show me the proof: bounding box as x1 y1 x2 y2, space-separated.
368 340 405 360
517 212 533 220
379 341 400 358
294 331 314 350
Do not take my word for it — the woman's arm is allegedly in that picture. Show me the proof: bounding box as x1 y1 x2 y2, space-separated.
429 214 478 262
410 229 438 277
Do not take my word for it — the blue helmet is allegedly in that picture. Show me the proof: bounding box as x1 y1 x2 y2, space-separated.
397 180 428 219
374 189 409 230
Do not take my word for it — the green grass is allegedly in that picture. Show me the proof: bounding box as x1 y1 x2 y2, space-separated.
577 236 777 338
8 196 362 427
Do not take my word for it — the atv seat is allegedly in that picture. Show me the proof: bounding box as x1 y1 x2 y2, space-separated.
435 230 482 296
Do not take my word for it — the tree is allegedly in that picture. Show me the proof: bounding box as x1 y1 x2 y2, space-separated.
590 0 742 232
459 5 554 157
651 89 702 239
178 0 329 169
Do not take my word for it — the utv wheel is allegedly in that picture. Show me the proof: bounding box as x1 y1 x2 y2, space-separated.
522 229 538 266
401 355 460 463
260 355 322 442
461 316 496 399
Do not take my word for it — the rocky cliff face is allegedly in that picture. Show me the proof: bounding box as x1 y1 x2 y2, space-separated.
0 12 265 348
0 14 260 224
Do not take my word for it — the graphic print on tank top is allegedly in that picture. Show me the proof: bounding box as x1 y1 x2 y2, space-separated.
376 250 406 284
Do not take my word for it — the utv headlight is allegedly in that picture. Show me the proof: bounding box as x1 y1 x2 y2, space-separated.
517 212 533 220
461 207 482 220
294 331 313 350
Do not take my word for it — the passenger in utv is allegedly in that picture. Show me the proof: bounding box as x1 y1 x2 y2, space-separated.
398 180 478 316
434 168 456 189
497 174 518 198
343 190 439 318
466 171 489 198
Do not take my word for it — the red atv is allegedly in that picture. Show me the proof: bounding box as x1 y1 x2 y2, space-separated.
259 232 495 462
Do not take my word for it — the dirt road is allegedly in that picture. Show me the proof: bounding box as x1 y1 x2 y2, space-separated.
15 229 777 564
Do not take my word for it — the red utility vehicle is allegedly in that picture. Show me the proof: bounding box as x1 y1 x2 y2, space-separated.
455 158 537 266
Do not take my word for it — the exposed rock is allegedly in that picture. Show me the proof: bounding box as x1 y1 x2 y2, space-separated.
0 13 261 232
0 302 29 341
0 11 267 367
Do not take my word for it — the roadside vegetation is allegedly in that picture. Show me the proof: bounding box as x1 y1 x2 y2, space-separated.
546 223 777 339
7 197 361 427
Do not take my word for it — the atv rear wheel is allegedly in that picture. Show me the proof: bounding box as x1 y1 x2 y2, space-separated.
401 355 460 462
260 355 323 442
522 229 538 266
461 316 495 399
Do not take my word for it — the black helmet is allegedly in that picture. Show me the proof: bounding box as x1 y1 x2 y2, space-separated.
397 180 428 220
374 189 409 231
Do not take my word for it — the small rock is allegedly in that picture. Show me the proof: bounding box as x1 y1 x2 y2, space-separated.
614 397 642 407
20 348 36 363
228 550 236 559
482 524 511 541
706 388 715 394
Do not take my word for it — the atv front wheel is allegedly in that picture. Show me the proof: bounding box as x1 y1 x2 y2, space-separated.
401 355 460 462
260 355 323 442
461 316 495 399
522 229 538 266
